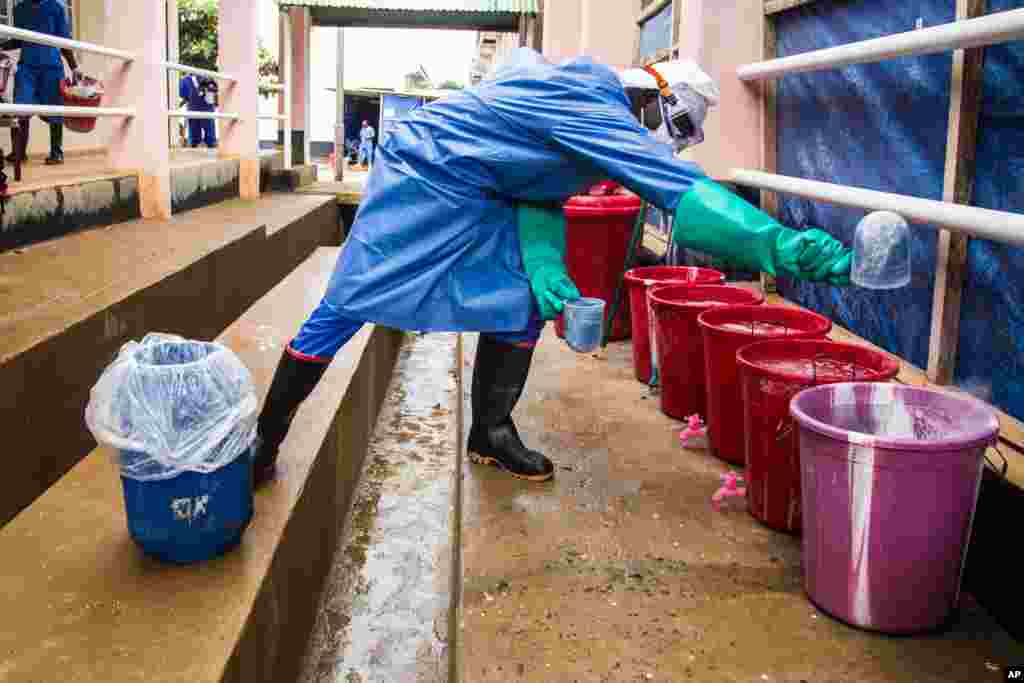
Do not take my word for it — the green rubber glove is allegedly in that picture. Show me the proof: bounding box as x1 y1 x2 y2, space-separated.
673 179 852 285
517 203 582 320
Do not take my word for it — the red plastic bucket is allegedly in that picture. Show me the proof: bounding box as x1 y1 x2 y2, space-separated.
698 305 832 465
554 183 641 342
736 340 900 533
649 285 765 421
625 266 724 383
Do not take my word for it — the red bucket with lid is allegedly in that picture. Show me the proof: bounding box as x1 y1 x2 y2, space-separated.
625 266 724 383
736 339 900 533
698 305 832 465
649 284 765 421
554 182 641 342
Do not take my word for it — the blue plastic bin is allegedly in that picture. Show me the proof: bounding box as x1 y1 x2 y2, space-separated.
120 446 253 564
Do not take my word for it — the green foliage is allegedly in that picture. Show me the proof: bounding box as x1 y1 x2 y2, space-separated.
177 0 280 97
438 80 464 90
177 0 218 72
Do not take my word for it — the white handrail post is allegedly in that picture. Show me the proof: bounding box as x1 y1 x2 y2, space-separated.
334 26 345 182
281 10 293 170
219 0 260 199
105 0 170 219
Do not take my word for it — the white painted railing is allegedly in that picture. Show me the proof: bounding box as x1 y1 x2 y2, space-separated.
730 170 1024 247
4 4 293 204
164 62 237 83
738 8 1024 80
0 103 134 118
0 24 134 61
167 111 240 120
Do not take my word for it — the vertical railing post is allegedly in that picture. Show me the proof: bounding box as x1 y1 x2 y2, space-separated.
334 26 345 182
286 7 311 166
105 0 171 219
219 0 260 199
281 9 292 170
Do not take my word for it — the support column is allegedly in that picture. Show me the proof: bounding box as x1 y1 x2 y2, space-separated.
105 0 171 219
280 10 293 169
334 26 345 181
219 0 261 199
287 7 312 166
166 0 180 147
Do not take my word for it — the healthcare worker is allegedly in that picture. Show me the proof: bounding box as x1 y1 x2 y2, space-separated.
179 74 218 148
251 49 850 486
1 0 80 165
357 119 375 169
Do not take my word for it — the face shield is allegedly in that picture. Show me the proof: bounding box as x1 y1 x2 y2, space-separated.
620 61 719 154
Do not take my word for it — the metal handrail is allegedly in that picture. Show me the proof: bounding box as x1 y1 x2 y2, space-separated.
0 24 134 61
730 169 1024 247
0 103 134 117
167 111 240 120
164 62 237 83
738 8 1024 81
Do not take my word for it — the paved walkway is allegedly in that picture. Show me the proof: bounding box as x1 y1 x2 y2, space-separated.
458 329 1022 683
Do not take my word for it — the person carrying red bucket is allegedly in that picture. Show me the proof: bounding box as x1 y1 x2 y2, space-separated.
0 0 83 166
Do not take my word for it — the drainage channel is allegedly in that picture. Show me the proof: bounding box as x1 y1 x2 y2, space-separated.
298 332 462 683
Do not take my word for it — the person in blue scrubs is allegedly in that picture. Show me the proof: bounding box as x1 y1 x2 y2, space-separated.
251 50 852 486
1 0 80 165
357 119 375 168
179 74 218 148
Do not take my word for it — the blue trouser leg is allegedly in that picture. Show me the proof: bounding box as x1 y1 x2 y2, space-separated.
289 297 365 362
483 307 546 348
202 119 217 148
188 119 204 147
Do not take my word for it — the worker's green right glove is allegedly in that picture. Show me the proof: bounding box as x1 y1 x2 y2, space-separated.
517 203 582 320
673 179 851 285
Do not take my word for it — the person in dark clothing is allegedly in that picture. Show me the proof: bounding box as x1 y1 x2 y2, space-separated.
1 0 80 165
179 74 218 148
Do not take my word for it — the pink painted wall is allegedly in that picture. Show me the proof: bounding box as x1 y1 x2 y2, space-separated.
542 0 639 70
677 0 764 180
287 7 309 132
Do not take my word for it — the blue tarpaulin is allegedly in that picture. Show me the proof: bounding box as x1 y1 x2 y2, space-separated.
775 0 1024 421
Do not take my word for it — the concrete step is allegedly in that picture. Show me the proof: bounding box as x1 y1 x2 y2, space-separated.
3 150 286 252
0 248 403 683
457 330 1023 682
299 332 461 683
0 193 339 524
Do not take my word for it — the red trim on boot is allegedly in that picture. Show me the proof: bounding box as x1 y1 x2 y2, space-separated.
285 344 332 364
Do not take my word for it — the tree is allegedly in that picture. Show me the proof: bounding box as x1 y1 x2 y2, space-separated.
438 80 464 90
177 0 218 72
177 0 280 97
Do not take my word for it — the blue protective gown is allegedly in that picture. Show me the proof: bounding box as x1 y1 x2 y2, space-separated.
318 48 705 336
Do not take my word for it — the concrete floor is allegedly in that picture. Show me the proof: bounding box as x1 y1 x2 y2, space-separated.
458 329 1023 683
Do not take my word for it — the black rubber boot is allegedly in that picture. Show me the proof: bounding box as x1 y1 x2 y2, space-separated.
6 122 27 163
45 123 64 165
252 348 328 486
467 335 554 482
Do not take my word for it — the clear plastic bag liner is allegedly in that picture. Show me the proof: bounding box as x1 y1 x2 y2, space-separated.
85 333 258 481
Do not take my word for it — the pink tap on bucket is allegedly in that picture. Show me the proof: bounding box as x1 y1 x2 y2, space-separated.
679 414 708 450
712 471 746 510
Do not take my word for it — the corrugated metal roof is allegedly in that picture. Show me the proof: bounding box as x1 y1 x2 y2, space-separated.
277 0 538 14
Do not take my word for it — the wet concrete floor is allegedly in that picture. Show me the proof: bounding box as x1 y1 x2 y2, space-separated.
298 332 460 683
459 329 1022 683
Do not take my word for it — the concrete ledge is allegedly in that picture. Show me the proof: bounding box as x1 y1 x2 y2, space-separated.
267 164 318 192
171 158 241 214
0 248 404 683
1 175 141 252
0 194 339 524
